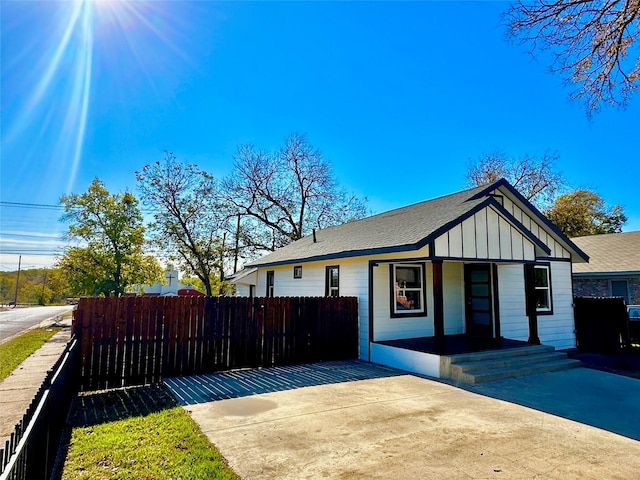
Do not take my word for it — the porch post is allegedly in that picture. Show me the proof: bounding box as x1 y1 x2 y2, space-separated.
432 260 445 352
524 264 541 345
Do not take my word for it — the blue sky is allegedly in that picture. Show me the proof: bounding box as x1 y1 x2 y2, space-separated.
1 0 639 270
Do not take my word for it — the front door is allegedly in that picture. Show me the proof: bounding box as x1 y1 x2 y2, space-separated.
464 264 494 340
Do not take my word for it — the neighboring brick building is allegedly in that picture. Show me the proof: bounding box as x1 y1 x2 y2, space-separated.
572 231 640 305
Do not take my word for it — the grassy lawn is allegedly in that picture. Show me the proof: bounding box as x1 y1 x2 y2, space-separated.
61 385 239 480
0 327 60 381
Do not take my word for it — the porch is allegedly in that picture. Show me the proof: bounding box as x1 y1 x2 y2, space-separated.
370 335 580 383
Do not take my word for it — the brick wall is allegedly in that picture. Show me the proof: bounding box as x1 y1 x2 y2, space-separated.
573 276 640 305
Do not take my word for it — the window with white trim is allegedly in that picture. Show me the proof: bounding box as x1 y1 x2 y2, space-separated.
266 271 274 297
326 266 339 297
533 265 552 313
391 263 426 317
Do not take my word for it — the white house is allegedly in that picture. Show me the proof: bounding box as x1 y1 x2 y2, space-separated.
230 179 588 381
136 265 198 296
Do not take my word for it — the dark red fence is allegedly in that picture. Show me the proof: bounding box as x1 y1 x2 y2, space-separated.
73 296 358 391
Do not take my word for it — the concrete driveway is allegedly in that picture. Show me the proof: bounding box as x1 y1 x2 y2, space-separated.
165 362 640 479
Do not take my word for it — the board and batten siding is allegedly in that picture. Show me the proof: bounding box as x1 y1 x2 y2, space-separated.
497 261 576 350
433 206 536 261
493 187 571 260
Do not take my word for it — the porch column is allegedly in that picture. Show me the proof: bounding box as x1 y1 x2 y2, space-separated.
524 264 541 345
432 260 445 352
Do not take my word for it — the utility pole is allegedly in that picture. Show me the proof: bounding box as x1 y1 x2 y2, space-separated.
41 268 48 305
12 255 21 306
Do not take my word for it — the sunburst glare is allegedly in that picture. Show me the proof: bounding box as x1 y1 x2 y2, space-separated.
2 0 196 195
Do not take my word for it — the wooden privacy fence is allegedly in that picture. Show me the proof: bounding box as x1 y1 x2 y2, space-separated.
73 296 358 390
574 296 630 354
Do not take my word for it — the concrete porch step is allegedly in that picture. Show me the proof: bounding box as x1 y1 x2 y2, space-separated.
454 358 582 384
452 351 569 374
443 345 582 384
446 344 556 364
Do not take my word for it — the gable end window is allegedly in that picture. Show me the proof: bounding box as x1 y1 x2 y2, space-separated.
293 266 302 279
390 263 426 317
326 266 339 297
266 271 274 297
533 264 553 314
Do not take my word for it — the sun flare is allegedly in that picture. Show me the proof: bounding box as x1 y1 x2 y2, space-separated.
3 0 190 194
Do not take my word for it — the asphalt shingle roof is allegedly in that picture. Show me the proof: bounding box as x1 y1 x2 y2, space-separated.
246 182 495 267
571 231 640 275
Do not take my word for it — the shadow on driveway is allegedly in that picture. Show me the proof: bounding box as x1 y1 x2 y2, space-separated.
164 360 403 405
462 367 640 441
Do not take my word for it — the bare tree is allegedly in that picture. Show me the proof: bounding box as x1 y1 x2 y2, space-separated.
136 152 226 296
223 133 368 259
505 0 640 113
466 150 565 209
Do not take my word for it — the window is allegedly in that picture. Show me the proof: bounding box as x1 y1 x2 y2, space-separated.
293 266 302 279
533 265 552 313
610 280 630 304
266 271 274 297
390 263 426 317
326 266 339 297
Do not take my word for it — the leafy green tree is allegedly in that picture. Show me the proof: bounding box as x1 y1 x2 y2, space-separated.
136 152 226 296
545 189 627 237
505 1 640 113
179 275 234 296
0 276 14 304
58 178 163 297
466 150 565 209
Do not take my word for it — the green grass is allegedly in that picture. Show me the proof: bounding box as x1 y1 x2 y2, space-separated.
61 386 239 480
0 327 60 381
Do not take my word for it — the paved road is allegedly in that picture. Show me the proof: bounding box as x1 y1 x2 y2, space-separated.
0 305 74 342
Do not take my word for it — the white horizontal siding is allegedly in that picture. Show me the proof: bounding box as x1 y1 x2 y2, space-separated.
538 261 576 349
497 261 576 349
253 259 370 359
235 284 251 297
372 261 434 341
497 264 529 342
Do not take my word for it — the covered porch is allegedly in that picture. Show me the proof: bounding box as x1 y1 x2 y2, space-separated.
376 334 529 356
370 334 579 383
367 247 565 382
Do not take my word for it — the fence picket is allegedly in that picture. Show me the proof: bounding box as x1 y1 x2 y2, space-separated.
73 296 358 390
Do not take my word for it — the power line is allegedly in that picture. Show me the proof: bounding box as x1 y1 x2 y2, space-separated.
0 201 158 214
0 201 63 210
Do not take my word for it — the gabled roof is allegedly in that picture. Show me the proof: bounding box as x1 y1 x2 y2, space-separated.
245 179 587 268
571 231 640 276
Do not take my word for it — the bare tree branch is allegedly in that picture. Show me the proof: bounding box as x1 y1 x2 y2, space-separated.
505 0 640 114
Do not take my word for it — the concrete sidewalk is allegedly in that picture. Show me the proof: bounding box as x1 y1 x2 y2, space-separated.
0 317 72 445
175 362 640 479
